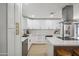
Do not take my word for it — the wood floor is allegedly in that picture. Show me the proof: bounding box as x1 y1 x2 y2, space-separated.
27 43 48 56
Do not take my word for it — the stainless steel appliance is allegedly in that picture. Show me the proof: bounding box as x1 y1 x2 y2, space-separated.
22 39 28 56
60 5 78 40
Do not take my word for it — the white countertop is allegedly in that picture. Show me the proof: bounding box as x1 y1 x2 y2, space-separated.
46 36 79 46
21 37 28 42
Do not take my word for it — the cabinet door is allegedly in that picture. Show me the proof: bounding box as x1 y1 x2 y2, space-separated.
39 20 46 29
27 20 40 29
35 35 45 42
33 20 40 29
38 35 45 42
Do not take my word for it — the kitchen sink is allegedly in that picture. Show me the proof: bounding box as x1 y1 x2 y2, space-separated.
45 35 53 37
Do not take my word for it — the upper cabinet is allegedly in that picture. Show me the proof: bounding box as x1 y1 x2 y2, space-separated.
73 4 79 19
27 19 61 29
27 19 40 29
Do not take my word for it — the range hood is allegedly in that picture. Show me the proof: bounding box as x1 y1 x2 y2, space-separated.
61 5 77 24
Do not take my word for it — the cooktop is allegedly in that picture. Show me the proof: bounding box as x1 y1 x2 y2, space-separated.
57 36 78 40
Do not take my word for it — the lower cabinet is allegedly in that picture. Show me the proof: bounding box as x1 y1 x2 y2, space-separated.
29 35 46 43
54 46 79 56
22 39 28 56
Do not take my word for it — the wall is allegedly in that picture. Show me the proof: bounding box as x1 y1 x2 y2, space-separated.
73 4 79 19
73 4 79 38
21 17 27 35
0 3 7 56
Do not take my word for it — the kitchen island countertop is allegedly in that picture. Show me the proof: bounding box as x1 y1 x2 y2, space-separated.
46 35 79 46
46 35 79 56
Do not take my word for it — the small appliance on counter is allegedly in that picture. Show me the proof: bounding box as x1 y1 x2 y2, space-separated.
22 29 29 37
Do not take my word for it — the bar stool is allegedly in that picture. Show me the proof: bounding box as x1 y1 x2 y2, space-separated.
72 48 79 56
56 48 72 56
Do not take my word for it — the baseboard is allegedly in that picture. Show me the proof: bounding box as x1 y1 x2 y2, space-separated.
0 53 8 56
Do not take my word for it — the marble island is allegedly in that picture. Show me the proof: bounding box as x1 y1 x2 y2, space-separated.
46 35 79 56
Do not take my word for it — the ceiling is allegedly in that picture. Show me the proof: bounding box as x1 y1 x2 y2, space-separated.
22 3 73 18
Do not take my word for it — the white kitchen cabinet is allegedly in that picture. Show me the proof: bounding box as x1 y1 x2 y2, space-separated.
47 40 53 56
39 20 46 29
27 19 61 29
27 19 40 29
29 35 36 43
73 4 79 19
45 20 53 29
45 20 61 29
32 20 40 29
29 34 46 43
28 37 32 50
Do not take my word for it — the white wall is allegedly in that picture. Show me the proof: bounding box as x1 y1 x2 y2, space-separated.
73 4 79 38
73 4 79 19
21 18 27 35
0 3 7 56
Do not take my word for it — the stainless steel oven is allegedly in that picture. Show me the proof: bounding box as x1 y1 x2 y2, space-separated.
22 39 28 56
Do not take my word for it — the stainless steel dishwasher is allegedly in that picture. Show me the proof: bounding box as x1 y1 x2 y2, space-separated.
22 39 28 56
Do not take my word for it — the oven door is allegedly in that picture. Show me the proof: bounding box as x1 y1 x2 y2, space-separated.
22 39 28 56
